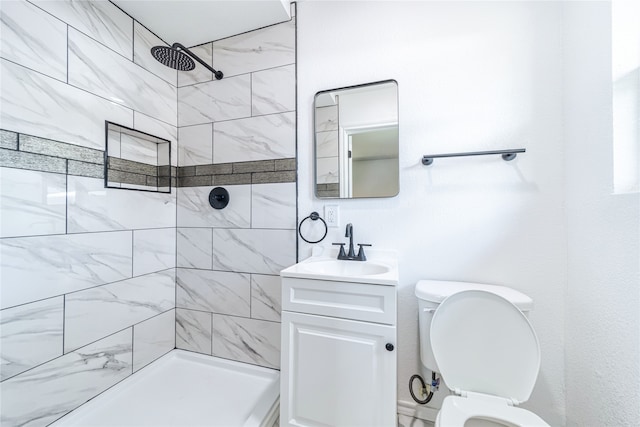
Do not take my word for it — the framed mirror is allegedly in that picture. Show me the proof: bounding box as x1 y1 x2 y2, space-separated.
105 121 172 193
314 80 398 198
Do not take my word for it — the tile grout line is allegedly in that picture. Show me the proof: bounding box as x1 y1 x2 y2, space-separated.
131 326 134 374
65 165 68 234
66 24 69 84
62 295 66 356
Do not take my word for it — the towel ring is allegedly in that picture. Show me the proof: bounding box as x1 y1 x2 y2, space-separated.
298 212 328 244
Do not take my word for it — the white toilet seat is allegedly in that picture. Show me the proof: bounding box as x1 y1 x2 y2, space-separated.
430 290 550 427
436 395 550 427
430 290 540 403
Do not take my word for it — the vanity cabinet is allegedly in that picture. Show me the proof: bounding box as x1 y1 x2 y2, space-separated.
280 276 397 427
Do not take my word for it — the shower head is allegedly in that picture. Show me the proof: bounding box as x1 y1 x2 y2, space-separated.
151 43 223 80
151 45 195 71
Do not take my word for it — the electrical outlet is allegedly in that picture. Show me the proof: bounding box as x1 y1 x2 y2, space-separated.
324 205 339 228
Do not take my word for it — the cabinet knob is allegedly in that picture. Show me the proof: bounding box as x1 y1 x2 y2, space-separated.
385 343 394 351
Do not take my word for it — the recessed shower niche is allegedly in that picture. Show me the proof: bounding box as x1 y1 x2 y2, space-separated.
105 121 172 193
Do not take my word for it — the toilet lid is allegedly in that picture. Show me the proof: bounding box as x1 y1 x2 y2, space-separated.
430 290 540 403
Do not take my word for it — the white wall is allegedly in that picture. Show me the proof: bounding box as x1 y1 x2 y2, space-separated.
297 1 566 424
563 2 640 426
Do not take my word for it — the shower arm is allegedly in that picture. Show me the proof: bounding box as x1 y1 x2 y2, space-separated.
172 43 223 80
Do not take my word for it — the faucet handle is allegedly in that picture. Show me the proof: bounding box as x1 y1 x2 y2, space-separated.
332 243 347 259
356 244 372 261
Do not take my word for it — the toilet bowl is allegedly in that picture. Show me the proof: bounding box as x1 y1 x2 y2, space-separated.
415 281 550 427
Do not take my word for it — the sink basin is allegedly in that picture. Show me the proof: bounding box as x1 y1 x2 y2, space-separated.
301 259 391 277
280 249 398 285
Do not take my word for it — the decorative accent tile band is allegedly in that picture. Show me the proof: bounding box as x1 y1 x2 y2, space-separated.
177 158 296 187
106 157 177 188
316 183 339 198
0 129 104 179
1 129 296 188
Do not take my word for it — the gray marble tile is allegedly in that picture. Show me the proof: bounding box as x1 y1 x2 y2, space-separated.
315 105 338 132
177 43 214 87
251 182 296 229
213 112 295 163
67 160 104 179
0 0 67 82
275 158 296 171
107 156 157 176
252 170 296 184
177 74 251 126
178 124 212 166
0 167 66 238
1 59 133 151
316 183 340 198
177 185 250 228
133 309 175 372
67 176 176 233
19 134 104 164
133 228 176 276
196 163 232 176
68 28 177 126
212 229 296 275
31 0 133 59
251 274 282 322
232 160 274 174
0 297 64 381
252 64 295 115
176 308 211 355
133 112 178 167
211 19 295 78
178 175 212 187
0 231 133 310
178 166 196 177
0 148 67 174
176 227 212 269
133 22 177 85
0 130 18 150
0 329 132 427
64 269 175 352
107 169 147 187
177 268 250 316
212 315 280 369
316 130 339 158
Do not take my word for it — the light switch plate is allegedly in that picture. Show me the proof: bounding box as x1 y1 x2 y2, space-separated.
324 205 339 227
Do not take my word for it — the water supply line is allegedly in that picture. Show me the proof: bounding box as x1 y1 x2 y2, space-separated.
409 372 439 405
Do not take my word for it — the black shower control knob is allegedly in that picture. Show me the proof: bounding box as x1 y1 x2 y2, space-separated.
385 343 394 351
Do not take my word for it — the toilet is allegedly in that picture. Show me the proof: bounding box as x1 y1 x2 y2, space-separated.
415 280 550 427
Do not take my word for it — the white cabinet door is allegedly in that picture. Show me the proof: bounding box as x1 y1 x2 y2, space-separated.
281 311 397 427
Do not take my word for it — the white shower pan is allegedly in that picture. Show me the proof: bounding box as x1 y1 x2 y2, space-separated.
51 350 280 427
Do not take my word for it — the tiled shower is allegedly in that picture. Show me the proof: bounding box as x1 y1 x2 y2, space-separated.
0 1 296 425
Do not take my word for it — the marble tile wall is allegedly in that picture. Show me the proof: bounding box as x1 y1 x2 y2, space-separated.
2 1 297 424
0 2 177 426
175 14 297 370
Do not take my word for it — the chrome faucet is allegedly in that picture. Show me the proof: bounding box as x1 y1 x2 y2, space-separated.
333 223 371 261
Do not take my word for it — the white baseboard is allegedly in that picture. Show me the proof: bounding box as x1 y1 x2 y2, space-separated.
397 400 439 423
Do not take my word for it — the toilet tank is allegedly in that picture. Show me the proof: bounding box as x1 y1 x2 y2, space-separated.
415 280 534 374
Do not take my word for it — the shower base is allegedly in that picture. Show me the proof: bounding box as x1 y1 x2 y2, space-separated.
51 350 280 427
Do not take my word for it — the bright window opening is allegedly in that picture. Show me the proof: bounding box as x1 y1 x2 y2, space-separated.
612 0 640 194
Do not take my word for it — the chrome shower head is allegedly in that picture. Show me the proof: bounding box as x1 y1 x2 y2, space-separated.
150 43 223 80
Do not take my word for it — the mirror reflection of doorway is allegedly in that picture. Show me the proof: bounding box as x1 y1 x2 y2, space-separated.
344 126 399 198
